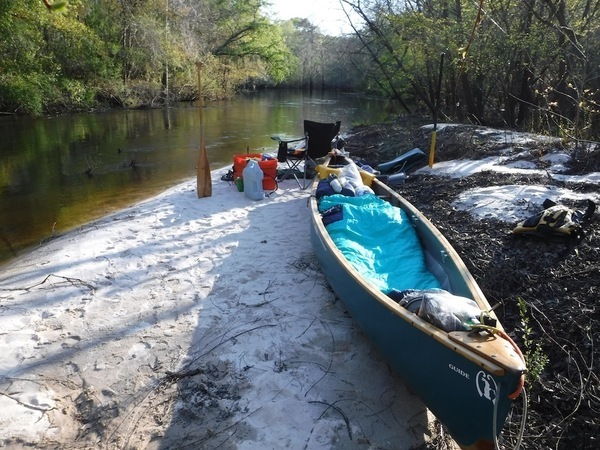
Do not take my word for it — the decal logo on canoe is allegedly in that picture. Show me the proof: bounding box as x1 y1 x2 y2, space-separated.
476 371 498 403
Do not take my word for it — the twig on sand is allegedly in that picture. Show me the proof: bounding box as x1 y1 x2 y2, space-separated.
103 377 174 449
0 391 56 413
258 279 276 296
309 400 352 440
304 320 335 397
177 403 266 449
89 323 277 447
164 323 277 379
164 367 204 379
245 279 279 307
0 274 95 293
296 315 318 339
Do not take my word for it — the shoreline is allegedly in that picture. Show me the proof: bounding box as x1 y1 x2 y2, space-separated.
0 168 437 448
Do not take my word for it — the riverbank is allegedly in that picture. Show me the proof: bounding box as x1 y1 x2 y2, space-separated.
0 91 389 266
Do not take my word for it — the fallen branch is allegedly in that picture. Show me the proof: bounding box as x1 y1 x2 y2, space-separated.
0 274 96 293
0 391 56 412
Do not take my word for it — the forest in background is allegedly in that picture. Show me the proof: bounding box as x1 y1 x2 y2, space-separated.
1 0 600 141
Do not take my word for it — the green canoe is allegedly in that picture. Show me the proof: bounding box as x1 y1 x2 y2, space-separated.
309 156 527 450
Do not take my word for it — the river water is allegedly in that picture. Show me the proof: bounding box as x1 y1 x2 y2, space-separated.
0 90 390 264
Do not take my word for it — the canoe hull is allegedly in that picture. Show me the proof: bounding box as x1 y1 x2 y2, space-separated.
309 171 525 449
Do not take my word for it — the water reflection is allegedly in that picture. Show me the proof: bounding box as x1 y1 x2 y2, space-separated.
0 90 390 263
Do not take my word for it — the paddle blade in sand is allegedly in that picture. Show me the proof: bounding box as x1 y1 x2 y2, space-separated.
196 61 212 198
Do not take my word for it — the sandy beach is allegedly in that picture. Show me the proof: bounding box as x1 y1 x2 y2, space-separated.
0 167 434 449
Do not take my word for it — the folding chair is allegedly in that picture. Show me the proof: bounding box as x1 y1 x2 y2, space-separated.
273 120 341 189
272 135 305 188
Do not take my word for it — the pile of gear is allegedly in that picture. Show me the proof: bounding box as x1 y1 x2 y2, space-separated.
512 199 596 242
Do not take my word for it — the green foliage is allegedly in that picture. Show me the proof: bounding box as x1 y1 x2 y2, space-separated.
206 1 294 88
0 0 300 114
0 1 47 73
0 0 109 113
343 0 600 137
0 74 45 115
51 2 68 12
517 297 549 385
45 14 110 80
56 78 97 109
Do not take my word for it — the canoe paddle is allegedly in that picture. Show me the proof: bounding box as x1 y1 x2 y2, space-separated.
196 61 212 198
429 52 445 168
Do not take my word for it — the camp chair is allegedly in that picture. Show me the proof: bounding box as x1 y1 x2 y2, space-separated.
272 120 341 189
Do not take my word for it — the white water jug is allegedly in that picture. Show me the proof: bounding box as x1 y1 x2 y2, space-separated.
243 159 265 201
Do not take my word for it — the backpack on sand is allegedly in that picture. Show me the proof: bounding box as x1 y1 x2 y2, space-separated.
512 199 595 242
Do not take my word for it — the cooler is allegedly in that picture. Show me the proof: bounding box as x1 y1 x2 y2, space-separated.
233 153 278 190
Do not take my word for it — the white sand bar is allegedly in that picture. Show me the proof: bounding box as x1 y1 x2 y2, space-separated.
0 169 433 449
